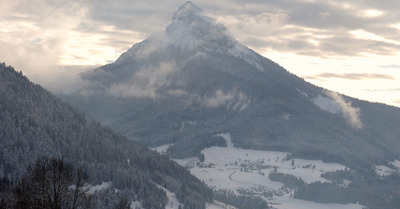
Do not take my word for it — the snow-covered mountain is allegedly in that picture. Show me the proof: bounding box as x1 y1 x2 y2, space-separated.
65 1 400 168
61 2 400 208
65 1 400 169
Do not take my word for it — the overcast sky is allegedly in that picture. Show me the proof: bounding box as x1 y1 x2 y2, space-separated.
1 0 399 107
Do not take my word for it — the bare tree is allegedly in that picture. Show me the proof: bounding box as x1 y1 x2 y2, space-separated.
13 157 93 209
69 168 93 209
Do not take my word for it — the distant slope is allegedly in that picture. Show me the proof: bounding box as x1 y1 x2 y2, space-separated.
0 62 212 209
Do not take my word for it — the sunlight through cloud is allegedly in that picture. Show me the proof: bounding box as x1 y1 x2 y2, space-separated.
361 9 384 18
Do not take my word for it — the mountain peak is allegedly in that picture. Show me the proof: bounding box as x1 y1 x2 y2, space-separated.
163 1 234 52
116 2 257 67
172 1 204 23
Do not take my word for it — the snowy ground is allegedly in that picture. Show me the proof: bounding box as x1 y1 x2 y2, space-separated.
163 133 366 209
392 160 400 168
152 143 174 154
205 202 227 209
375 160 400 177
273 197 364 209
87 181 112 194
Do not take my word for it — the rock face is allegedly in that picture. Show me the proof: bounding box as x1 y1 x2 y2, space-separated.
64 2 400 170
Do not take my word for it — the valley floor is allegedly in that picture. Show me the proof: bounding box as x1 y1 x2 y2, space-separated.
155 133 366 209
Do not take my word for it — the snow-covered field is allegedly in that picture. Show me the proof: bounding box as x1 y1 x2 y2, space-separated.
375 160 400 177
273 197 364 209
165 133 365 209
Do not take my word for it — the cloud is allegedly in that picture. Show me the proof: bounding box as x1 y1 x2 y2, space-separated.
206 0 400 58
0 0 91 93
202 89 250 110
364 88 400 93
3 0 400 63
108 61 178 98
379 64 400 69
108 82 156 99
304 73 395 81
203 89 236 108
1 0 399 97
0 0 155 93
327 91 363 129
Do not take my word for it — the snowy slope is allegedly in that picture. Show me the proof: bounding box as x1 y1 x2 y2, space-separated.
312 95 341 114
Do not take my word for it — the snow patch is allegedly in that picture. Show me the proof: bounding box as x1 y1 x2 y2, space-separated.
206 202 226 209
153 144 175 154
297 88 309 98
216 133 233 148
228 43 264 71
88 182 112 194
375 163 400 177
312 95 341 114
390 160 400 169
170 32 202 51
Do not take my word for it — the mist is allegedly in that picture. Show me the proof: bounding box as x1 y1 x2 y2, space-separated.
327 91 363 129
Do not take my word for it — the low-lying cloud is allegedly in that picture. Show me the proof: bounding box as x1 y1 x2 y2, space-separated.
327 91 363 129
203 89 236 108
108 61 178 98
199 89 250 111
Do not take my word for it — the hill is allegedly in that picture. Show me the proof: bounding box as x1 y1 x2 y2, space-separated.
0 62 212 209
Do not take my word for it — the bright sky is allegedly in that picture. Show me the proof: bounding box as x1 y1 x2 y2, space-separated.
0 0 399 107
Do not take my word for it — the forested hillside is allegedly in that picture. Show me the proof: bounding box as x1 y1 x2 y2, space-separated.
0 62 212 209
